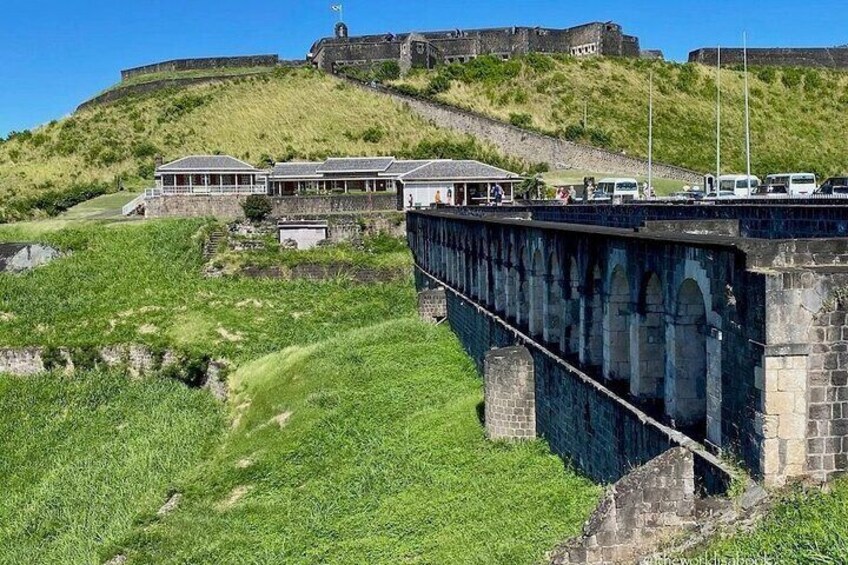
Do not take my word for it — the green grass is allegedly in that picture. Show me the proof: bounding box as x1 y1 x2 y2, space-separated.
697 480 848 563
0 67 539 222
393 55 848 180
0 219 414 361
112 319 600 564
215 232 412 273
0 370 225 564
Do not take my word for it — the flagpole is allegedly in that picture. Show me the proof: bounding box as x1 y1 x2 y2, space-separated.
648 70 653 198
744 32 752 194
716 45 721 190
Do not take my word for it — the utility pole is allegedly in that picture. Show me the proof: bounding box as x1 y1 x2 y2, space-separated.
648 71 653 196
716 45 721 190
743 32 752 194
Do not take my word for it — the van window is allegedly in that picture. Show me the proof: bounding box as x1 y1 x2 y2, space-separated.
736 179 758 189
793 175 815 185
719 179 736 191
617 182 637 191
597 182 614 194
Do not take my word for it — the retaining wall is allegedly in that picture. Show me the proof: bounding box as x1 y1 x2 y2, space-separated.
689 47 848 69
145 193 399 219
349 80 702 183
121 55 281 80
415 270 734 494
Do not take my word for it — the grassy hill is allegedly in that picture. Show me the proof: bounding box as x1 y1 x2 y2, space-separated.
0 67 533 222
0 215 599 563
390 54 848 179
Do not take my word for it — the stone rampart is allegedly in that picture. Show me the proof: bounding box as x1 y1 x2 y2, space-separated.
144 193 399 219
121 55 280 80
349 80 702 183
553 447 696 564
689 47 848 69
414 267 735 493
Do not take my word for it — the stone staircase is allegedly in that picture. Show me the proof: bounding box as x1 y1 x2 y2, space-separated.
203 229 226 260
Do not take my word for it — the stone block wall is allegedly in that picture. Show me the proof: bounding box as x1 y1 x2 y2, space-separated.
689 47 848 69
553 447 696 564
145 194 399 219
807 300 848 481
438 286 733 492
121 55 280 80
483 346 536 440
354 80 701 183
417 288 447 323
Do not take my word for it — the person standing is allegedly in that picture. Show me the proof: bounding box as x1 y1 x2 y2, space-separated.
434 190 442 205
491 183 504 205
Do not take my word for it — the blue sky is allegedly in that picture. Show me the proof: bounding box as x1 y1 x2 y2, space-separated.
2 0 846 137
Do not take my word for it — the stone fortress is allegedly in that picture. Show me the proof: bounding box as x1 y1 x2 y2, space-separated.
111 19 848 86
308 21 645 73
689 46 848 69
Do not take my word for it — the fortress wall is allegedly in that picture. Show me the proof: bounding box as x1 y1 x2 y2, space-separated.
689 47 848 69
145 193 399 219
354 80 701 183
121 55 280 80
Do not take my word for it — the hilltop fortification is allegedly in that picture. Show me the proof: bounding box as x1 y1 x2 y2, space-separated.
689 46 848 69
308 21 645 73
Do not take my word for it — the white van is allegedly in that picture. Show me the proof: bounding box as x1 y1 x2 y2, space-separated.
593 178 640 202
718 174 761 198
765 173 817 197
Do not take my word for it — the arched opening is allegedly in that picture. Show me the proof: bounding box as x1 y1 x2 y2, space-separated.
563 259 580 355
505 242 518 322
544 252 563 348
604 266 631 383
529 249 545 337
633 273 666 408
670 278 707 436
515 249 528 329
582 265 604 369
492 241 505 314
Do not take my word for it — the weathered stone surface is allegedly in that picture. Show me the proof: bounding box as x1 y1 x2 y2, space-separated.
484 346 536 440
145 194 398 220
0 243 60 273
551 447 696 564
417 288 447 323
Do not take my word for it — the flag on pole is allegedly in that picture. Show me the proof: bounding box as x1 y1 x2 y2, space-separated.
331 4 342 11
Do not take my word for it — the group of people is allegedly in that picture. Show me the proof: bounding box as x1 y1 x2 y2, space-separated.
555 185 578 204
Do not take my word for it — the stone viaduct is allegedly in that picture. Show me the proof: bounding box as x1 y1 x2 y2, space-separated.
408 204 848 492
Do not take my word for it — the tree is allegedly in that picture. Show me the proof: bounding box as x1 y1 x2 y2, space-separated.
241 195 273 223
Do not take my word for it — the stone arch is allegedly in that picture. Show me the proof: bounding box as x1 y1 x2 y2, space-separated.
544 251 563 348
633 272 666 404
668 278 707 435
505 239 519 322
563 257 581 355
581 264 604 368
492 239 505 314
603 265 631 383
529 247 545 337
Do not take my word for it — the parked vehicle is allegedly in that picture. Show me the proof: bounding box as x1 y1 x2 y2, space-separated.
816 176 848 196
718 174 760 198
593 178 640 202
751 183 790 198
764 173 816 197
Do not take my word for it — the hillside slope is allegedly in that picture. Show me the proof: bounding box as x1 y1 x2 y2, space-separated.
0 68 529 222
391 55 848 178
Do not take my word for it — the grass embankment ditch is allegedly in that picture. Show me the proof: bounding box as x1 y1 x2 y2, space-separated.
0 217 601 563
0 67 541 223
111 319 600 563
0 370 225 564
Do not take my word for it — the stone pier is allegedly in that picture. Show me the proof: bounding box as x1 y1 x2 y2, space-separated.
483 346 536 440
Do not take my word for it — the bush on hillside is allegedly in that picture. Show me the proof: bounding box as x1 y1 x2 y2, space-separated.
241 194 273 223
757 67 777 84
425 74 451 96
374 61 401 82
509 113 533 128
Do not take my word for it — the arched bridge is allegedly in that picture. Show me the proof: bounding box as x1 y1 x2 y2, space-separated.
408 206 848 489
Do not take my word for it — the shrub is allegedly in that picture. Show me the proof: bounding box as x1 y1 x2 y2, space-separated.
241 194 272 223
562 124 585 141
393 83 421 97
425 74 451 96
782 68 803 89
374 61 401 82
132 141 159 159
757 67 777 84
360 126 385 143
523 53 556 74
509 113 533 128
